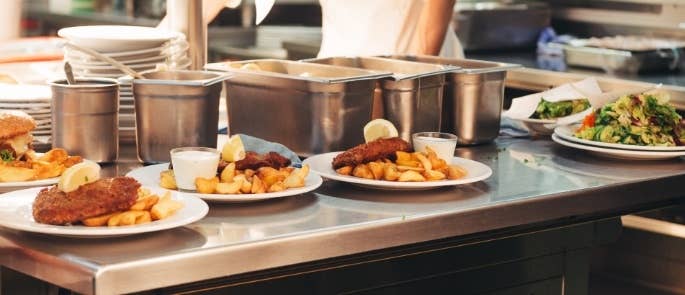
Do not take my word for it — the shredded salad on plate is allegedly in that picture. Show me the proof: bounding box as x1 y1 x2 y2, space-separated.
575 93 685 146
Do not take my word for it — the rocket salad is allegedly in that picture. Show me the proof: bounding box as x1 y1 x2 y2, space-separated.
575 93 685 146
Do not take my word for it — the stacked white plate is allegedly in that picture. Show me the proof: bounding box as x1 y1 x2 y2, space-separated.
552 125 685 160
0 84 53 151
58 25 191 144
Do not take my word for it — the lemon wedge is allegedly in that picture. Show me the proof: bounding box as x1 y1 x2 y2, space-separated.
222 134 246 162
58 161 101 193
363 119 399 143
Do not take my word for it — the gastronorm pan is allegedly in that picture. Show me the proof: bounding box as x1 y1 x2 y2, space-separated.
302 56 457 142
555 36 685 74
205 59 391 156
382 55 520 145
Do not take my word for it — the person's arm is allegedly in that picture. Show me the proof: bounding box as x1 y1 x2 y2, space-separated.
157 0 230 29
414 0 456 55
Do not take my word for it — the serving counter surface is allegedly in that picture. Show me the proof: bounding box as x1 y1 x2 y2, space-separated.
1 137 685 294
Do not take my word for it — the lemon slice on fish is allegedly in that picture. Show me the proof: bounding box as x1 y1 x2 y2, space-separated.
58 161 101 193
363 119 399 143
222 134 246 162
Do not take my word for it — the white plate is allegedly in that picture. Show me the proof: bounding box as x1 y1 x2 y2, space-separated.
58 26 177 53
0 177 58 194
555 125 685 151
303 152 492 190
515 118 557 135
0 186 208 238
126 164 324 203
552 134 685 160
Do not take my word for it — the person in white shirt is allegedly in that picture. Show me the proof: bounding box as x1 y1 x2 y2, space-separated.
159 0 462 58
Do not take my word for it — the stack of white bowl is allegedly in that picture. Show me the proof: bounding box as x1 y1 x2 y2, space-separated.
58 25 190 144
0 84 53 151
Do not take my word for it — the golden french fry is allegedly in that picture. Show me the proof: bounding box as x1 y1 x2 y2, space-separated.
283 168 305 189
195 177 219 194
296 165 309 178
136 211 152 224
396 151 411 162
367 162 384 180
130 194 159 211
414 153 432 171
423 169 446 181
396 159 421 167
160 191 172 202
244 169 255 178
159 170 177 190
216 179 243 194
37 148 68 164
151 198 183 220
396 165 425 172
398 170 426 182
34 161 66 179
260 168 288 187
82 211 120 227
383 164 400 181
336 166 353 175
447 165 467 180
268 181 286 193
251 175 266 194
220 162 236 183
107 212 124 226
233 174 252 193
118 211 143 226
280 167 295 173
63 156 83 168
353 164 374 179
0 165 36 182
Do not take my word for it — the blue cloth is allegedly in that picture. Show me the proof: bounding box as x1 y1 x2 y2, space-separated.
237 133 302 166
499 116 531 138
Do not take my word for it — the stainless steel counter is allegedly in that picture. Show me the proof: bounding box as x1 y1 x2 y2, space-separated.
2 139 685 294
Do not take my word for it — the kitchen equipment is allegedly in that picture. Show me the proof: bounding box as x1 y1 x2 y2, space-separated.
63 62 76 85
49 78 119 163
454 1 550 51
205 59 390 156
552 37 685 74
132 70 228 163
58 25 177 53
382 55 520 145
302 56 456 142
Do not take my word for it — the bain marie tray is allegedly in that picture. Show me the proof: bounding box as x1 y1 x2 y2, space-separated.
554 36 685 74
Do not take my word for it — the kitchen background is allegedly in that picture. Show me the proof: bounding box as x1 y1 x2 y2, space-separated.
3 0 685 294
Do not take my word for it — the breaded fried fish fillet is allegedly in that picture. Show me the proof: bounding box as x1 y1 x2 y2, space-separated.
32 177 140 225
332 137 411 169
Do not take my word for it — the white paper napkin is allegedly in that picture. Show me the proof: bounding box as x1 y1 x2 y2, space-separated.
503 77 602 120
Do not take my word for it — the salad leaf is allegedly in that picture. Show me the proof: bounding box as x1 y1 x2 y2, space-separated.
574 93 684 146
0 149 14 163
532 98 590 119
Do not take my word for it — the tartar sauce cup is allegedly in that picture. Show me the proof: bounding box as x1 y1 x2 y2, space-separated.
412 132 458 163
170 147 220 191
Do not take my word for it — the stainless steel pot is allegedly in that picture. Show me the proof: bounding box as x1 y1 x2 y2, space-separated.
50 78 119 163
382 55 520 145
132 70 229 163
302 57 456 142
206 59 390 156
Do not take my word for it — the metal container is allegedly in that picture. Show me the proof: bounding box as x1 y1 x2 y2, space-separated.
205 59 390 156
383 55 520 145
132 70 228 163
454 1 550 51
49 78 119 163
302 57 456 142
553 42 685 74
